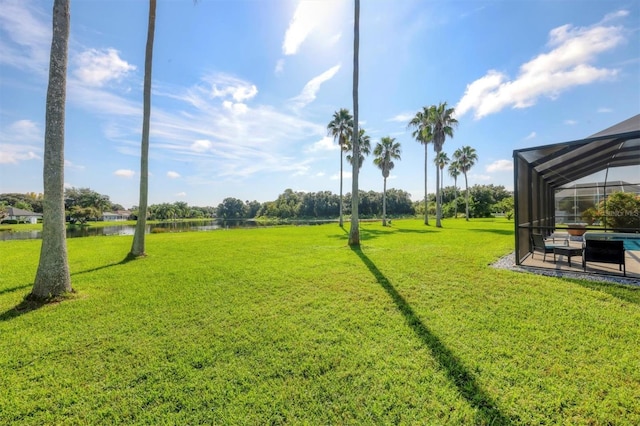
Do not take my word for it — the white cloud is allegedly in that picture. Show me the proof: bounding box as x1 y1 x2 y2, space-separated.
486 159 513 172
306 136 338 153
275 58 285 74
205 73 258 102
176 192 187 197
471 174 492 182
388 112 415 123
525 131 537 140
0 0 50 73
282 1 345 55
0 119 42 164
222 100 249 115
114 169 135 178
0 147 39 164
564 119 578 125
290 64 341 109
73 48 136 87
64 160 85 170
598 107 613 113
190 139 212 152
456 12 626 119
167 171 181 179
330 171 352 180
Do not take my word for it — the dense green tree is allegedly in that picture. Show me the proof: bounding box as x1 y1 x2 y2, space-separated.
408 107 433 225
31 0 72 299
374 136 402 226
245 200 262 218
216 198 247 219
327 108 353 227
598 192 640 231
64 187 111 213
453 145 478 221
130 0 157 258
0 193 44 213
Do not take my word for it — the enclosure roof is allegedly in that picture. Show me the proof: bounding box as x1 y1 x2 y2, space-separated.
513 114 640 188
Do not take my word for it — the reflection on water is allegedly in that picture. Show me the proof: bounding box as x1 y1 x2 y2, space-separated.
0 219 337 241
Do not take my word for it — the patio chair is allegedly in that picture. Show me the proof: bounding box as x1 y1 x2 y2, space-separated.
582 239 626 276
530 233 567 262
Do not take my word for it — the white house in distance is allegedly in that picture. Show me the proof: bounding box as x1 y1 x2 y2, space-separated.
102 210 132 221
3 207 43 224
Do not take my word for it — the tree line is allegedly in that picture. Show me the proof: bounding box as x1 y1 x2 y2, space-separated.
2 184 514 223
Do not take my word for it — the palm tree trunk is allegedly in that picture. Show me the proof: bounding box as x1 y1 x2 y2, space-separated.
348 0 360 246
382 177 387 226
31 0 72 299
339 149 343 227
453 177 458 218
464 172 470 221
130 0 156 257
435 151 442 227
424 144 429 225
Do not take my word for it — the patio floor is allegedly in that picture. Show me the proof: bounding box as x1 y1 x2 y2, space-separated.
518 233 640 282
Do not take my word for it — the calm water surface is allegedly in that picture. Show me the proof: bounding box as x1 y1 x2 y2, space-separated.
0 219 337 241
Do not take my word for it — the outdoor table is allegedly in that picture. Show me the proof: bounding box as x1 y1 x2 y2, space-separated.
553 246 583 267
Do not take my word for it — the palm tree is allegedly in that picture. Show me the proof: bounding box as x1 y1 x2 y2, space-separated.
31 0 72 299
434 151 449 214
408 107 433 225
428 102 458 227
448 160 461 218
327 108 353 227
346 128 371 170
349 0 361 246
130 0 157 258
453 145 478 221
374 137 402 226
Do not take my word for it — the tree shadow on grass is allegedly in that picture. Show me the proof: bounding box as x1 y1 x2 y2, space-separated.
0 283 32 296
351 246 511 425
0 297 49 322
0 255 134 323
71 254 135 277
569 279 640 306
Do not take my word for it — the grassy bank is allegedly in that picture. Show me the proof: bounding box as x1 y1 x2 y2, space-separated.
1 219 639 424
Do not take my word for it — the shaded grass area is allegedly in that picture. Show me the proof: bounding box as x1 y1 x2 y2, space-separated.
1 219 639 424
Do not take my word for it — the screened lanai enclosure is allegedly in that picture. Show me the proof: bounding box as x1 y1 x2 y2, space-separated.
513 114 640 272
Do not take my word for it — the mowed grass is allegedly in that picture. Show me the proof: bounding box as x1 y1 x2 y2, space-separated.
1 219 639 424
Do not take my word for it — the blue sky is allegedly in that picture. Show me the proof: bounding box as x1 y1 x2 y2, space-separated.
1 0 638 209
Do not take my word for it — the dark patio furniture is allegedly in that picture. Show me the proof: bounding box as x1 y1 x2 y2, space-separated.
553 246 583 267
530 233 568 262
582 239 626 276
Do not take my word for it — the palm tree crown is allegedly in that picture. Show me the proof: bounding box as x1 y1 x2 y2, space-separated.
374 136 401 226
327 108 353 227
346 128 371 170
408 107 434 225
453 145 478 221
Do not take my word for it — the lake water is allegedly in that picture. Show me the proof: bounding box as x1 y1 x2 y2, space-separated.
0 219 337 241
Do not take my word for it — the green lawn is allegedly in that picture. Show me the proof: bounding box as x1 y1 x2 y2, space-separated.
1 219 639 424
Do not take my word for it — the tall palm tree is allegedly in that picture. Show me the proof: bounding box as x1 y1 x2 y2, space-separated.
434 151 449 213
349 0 361 246
408 107 433 225
448 160 461 218
346 128 371 170
130 0 157 258
453 145 478 221
373 137 402 226
31 0 72 299
428 102 457 227
327 108 353 227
